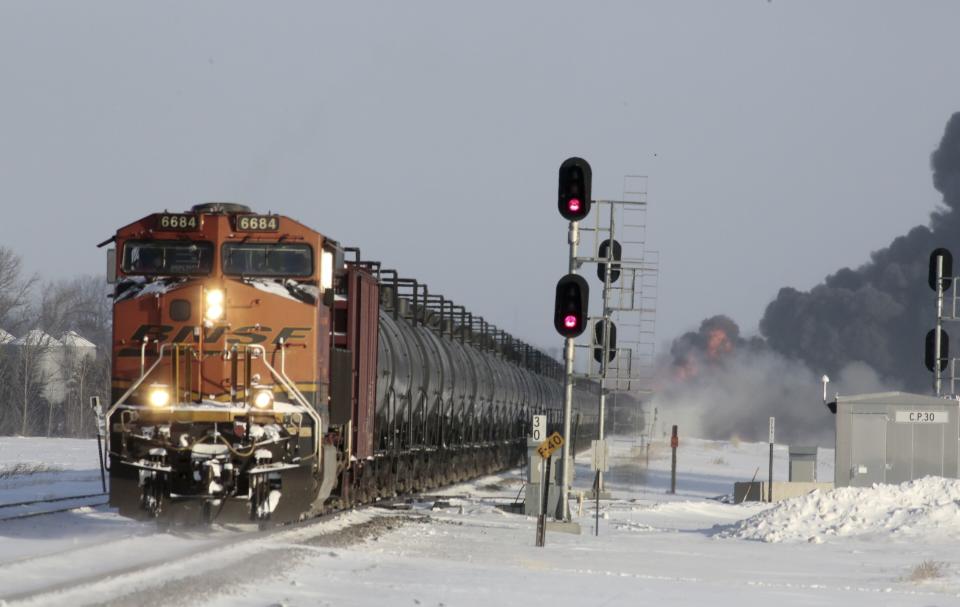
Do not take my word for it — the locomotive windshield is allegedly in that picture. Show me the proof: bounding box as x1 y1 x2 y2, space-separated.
222 242 313 277
122 240 214 275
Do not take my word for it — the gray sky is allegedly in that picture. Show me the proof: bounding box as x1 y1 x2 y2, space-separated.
2 1 959 353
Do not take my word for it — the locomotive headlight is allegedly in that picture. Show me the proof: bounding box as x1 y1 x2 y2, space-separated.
205 289 225 321
147 384 171 408
252 388 274 409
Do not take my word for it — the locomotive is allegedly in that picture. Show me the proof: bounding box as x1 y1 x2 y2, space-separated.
101 203 596 525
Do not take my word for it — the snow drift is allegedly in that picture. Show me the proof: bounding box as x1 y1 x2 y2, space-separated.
719 476 960 543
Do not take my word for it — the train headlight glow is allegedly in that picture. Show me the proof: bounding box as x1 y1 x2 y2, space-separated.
205 289 225 321
252 389 274 409
147 385 171 408
321 250 334 292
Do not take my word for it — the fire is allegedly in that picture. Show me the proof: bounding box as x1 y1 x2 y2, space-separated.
706 328 733 360
664 316 741 386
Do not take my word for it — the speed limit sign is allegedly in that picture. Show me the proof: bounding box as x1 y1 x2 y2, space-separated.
531 415 547 442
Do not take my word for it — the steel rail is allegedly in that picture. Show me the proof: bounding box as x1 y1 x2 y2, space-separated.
0 496 109 523
0 491 108 510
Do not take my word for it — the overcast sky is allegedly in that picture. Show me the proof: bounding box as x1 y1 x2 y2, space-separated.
2 1 959 353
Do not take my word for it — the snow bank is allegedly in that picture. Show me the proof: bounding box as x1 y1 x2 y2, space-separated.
719 476 960 543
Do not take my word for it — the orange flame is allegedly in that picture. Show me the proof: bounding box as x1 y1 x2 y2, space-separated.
706 328 733 360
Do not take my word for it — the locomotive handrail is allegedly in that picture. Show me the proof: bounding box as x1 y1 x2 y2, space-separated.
140 336 150 376
247 344 322 458
104 342 173 459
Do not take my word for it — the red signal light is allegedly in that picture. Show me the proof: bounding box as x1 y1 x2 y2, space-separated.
558 158 592 222
554 274 589 338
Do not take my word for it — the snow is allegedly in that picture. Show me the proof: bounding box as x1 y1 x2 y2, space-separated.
243 278 318 304
11 329 60 347
113 276 186 303
0 437 104 505
58 330 96 350
720 476 960 544
2 434 960 606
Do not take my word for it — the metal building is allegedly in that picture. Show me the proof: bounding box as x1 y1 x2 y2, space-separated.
834 392 959 487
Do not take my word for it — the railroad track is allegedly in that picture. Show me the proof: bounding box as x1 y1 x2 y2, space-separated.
0 492 110 523
0 479 520 603
0 496 426 606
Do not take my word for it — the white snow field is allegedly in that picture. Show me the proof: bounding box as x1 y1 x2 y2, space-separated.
1 435 959 606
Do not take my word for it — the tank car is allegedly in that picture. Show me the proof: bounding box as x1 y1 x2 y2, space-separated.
100 203 595 525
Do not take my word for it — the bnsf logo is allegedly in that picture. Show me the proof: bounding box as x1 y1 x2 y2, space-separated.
119 324 310 356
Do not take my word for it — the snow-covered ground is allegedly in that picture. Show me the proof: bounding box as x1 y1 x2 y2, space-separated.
1 435 959 606
0 437 105 501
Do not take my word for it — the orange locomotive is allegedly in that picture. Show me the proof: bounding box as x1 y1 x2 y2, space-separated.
102 203 592 525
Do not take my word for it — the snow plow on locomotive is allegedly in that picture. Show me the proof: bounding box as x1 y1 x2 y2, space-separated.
101 203 596 525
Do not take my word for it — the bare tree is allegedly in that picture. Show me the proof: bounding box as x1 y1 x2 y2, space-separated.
13 330 58 436
57 333 100 437
0 347 15 434
0 257 111 437
40 275 111 348
0 247 37 332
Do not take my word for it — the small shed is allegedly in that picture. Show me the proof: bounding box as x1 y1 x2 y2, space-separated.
834 392 959 488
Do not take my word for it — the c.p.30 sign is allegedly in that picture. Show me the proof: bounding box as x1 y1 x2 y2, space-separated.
894 411 948 424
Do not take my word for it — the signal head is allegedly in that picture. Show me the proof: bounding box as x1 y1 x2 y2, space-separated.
554 274 589 338
929 248 954 292
558 157 592 222
593 318 618 363
597 238 622 283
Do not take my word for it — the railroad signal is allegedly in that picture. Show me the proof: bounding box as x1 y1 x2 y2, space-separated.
925 328 950 372
558 157 592 222
597 238 622 283
929 248 953 292
593 318 617 363
554 274 589 337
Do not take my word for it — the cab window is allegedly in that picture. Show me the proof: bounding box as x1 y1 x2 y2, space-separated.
122 240 214 276
222 243 313 278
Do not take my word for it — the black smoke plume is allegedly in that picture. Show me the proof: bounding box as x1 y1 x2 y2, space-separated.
760 113 960 392
652 114 960 444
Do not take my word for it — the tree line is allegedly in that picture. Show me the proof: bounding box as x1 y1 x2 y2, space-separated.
0 246 111 437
